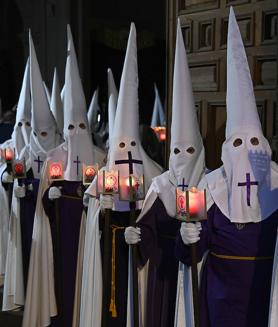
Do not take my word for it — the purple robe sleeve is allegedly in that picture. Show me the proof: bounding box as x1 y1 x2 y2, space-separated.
137 200 159 268
175 205 215 266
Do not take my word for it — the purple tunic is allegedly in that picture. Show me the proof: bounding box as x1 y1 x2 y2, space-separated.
42 181 84 327
99 209 140 327
175 204 278 327
137 197 181 327
18 171 40 290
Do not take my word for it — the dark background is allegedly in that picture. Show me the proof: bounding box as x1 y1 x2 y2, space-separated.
0 0 166 127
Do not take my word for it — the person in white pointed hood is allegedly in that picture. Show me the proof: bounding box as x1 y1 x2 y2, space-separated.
79 22 162 327
176 7 278 327
50 68 64 136
0 57 31 287
151 83 165 128
22 24 105 327
2 32 62 312
124 19 206 327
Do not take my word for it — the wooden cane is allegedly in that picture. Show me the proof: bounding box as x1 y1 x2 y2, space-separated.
129 201 139 327
102 207 111 327
190 241 200 327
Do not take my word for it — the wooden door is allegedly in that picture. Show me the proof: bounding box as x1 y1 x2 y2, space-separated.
166 0 277 169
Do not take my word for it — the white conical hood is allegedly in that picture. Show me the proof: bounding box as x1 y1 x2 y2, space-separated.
111 23 139 142
43 81 51 104
12 58 32 155
87 88 100 132
64 25 89 131
151 84 165 127
63 24 96 181
107 68 118 103
107 68 118 147
29 30 60 177
169 20 205 187
207 7 277 224
109 23 162 211
226 7 262 138
29 31 57 133
50 68 64 134
108 93 117 146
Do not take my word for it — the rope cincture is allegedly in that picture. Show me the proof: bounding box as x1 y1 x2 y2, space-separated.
109 225 125 318
211 252 273 261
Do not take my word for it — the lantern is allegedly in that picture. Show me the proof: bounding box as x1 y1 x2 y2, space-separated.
119 174 145 202
4 148 14 163
48 161 64 181
176 187 207 222
152 126 166 142
12 159 26 179
97 169 119 195
83 164 98 185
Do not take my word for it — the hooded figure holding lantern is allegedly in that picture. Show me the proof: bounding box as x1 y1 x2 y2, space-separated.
124 19 206 327
79 23 163 327
22 26 105 327
175 7 278 327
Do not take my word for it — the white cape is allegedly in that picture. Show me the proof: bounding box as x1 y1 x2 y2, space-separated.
2 145 31 310
79 196 143 326
0 162 10 283
22 161 57 327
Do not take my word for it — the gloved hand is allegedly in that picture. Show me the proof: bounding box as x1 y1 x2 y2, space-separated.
83 193 90 207
124 226 141 245
14 185 26 198
99 194 113 211
180 222 202 245
48 186 62 200
2 171 13 183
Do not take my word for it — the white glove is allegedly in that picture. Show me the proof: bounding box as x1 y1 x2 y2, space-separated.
180 222 202 245
124 226 141 245
14 185 26 198
99 194 113 210
2 171 13 183
48 186 62 200
83 193 90 207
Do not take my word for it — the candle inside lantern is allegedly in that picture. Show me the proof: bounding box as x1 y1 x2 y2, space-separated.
49 161 64 181
15 163 24 175
83 164 98 185
176 187 207 222
12 159 26 179
119 174 144 202
152 126 166 142
4 148 14 162
97 170 119 195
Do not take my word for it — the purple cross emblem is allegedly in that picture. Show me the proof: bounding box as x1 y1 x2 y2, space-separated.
178 178 188 191
74 156 81 176
238 173 259 206
34 156 43 173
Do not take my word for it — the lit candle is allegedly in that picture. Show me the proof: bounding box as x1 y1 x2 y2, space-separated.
176 187 207 222
97 170 119 195
49 161 64 180
119 174 144 202
4 148 14 162
152 126 166 142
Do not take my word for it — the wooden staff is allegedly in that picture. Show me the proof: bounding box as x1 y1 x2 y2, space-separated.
129 201 139 327
102 207 111 327
190 241 200 327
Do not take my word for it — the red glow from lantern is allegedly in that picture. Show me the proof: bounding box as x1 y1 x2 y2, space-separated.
105 175 117 188
188 187 205 215
50 163 62 178
159 132 166 141
5 148 13 161
15 163 24 175
85 167 96 177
